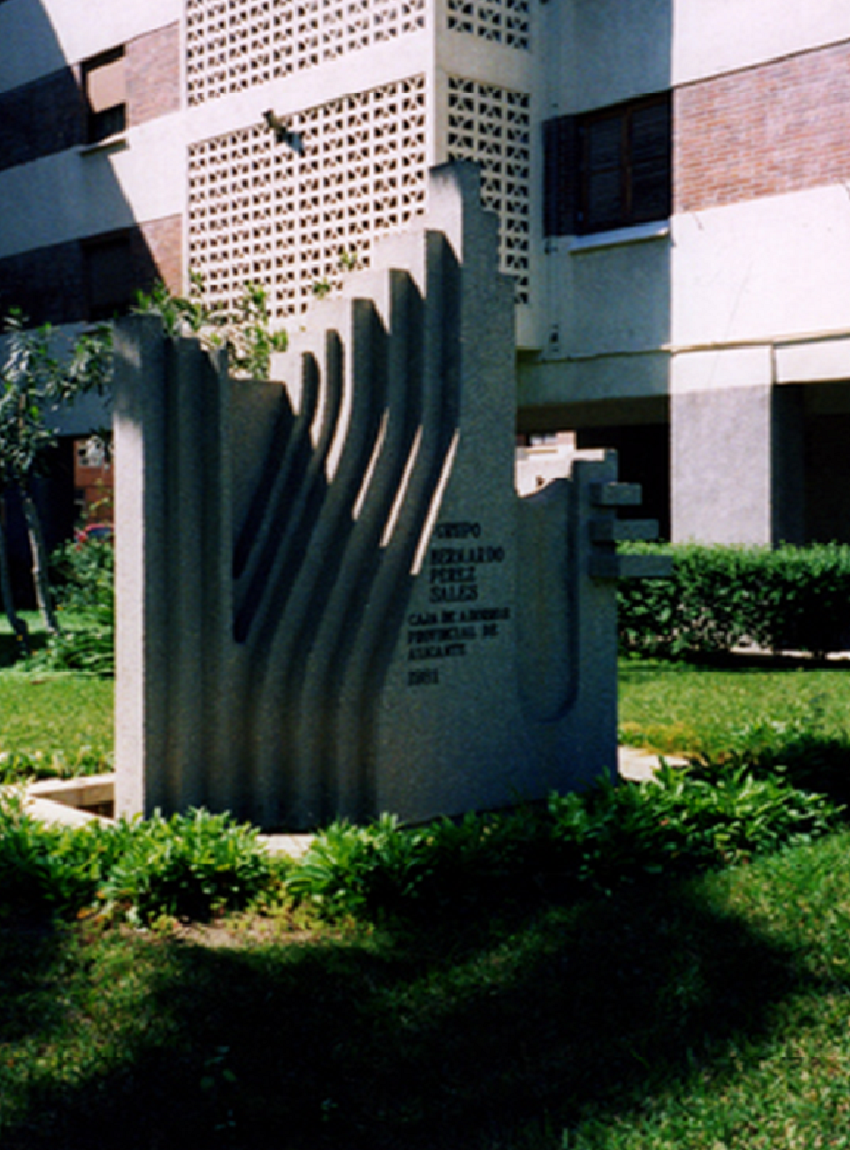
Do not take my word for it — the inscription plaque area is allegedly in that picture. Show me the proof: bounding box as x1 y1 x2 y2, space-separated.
116 162 654 831
405 520 510 686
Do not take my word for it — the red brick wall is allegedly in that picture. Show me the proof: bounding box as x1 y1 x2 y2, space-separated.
675 40 850 213
74 446 114 522
127 22 181 127
139 215 183 294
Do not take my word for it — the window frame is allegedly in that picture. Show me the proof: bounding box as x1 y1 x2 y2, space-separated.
543 91 671 238
577 92 671 235
81 46 127 146
82 231 136 321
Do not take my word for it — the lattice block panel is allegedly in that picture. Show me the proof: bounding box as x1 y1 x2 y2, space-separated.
447 77 531 304
188 77 428 320
446 0 530 49
187 0 427 105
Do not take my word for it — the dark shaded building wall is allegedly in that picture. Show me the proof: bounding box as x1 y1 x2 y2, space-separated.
804 412 850 545
577 423 670 540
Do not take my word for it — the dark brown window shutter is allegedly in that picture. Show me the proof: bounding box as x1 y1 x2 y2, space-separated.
543 115 577 237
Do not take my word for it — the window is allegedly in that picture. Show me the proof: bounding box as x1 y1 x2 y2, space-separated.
82 48 126 144
83 234 135 320
544 93 671 237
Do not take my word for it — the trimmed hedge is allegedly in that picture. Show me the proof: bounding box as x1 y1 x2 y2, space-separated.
618 543 850 659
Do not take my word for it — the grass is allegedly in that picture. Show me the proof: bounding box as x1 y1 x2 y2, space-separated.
1 652 844 780
0 610 50 667
0 673 113 776
619 657 850 758
0 612 113 775
3 657 850 1145
2 833 850 1148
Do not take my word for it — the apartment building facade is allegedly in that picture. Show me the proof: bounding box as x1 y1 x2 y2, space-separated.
2 0 850 545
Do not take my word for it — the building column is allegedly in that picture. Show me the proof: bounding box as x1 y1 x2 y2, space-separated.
670 349 804 545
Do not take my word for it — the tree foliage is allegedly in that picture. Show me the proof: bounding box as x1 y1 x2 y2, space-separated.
0 311 112 639
0 274 285 656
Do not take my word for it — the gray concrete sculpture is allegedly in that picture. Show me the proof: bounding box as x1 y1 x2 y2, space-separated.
114 163 662 830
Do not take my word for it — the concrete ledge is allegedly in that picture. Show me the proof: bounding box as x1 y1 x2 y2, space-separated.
27 773 115 808
618 746 688 782
0 774 116 827
3 773 316 857
261 834 315 859
24 795 112 828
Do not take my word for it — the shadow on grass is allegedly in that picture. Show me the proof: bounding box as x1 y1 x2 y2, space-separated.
0 918 76 1046
0 630 48 668
1 861 844 1150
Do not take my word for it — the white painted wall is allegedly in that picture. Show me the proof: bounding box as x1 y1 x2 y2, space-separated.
517 352 670 409
542 0 672 116
673 0 850 86
529 182 850 408
671 185 850 351
558 234 671 358
569 0 672 111
540 0 850 121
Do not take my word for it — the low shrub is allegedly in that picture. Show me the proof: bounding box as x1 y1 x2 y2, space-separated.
285 814 433 919
548 764 839 890
286 807 556 921
286 766 842 919
0 800 279 925
0 766 841 926
26 534 115 676
618 542 850 659
0 791 112 919
100 809 280 924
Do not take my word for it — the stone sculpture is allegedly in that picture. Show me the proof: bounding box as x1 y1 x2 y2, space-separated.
114 163 663 829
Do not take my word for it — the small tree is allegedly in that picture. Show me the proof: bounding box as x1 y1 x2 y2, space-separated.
0 275 283 657
0 310 111 638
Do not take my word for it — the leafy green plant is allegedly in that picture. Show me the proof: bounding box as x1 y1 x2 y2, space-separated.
286 814 431 919
0 791 112 919
0 310 112 643
286 768 842 920
25 533 116 675
0 796 281 925
549 764 840 891
134 271 287 379
100 809 278 924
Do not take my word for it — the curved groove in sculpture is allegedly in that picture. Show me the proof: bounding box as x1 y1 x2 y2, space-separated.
229 236 462 823
232 353 321 641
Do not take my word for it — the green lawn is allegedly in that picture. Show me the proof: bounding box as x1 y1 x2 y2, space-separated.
6 655 848 770
2 657 850 1147
0 673 113 775
0 613 113 774
3 653 850 781
619 657 850 758
2 829 850 1149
